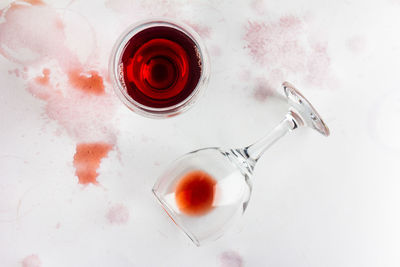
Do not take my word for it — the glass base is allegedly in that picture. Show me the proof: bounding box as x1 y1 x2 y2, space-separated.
282 82 330 136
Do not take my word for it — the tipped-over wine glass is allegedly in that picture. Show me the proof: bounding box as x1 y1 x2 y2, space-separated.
152 82 330 246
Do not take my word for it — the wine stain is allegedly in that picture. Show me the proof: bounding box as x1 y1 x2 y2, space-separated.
0 1 119 187
243 15 333 89
106 203 130 224
22 254 41 267
73 142 113 185
68 69 105 95
219 250 244 267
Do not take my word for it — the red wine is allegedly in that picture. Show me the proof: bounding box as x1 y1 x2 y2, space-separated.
120 26 202 108
175 170 216 216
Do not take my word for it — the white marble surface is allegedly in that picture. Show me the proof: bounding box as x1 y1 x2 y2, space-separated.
1 0 400 266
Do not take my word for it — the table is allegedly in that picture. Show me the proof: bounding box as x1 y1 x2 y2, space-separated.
1 0 399 266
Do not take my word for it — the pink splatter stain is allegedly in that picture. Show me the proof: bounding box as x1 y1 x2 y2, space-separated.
244 15 332 88
306 42 331 85
106 204 129 224
219 251 243 267
253 77 274 102
22 254 41 267
0 2 78 66
244 70 282 102
154 161 161 166
8 68 21 77
34 68 50 85
185 22 212 39
0 1 118 185
27 70 117 142
73 143 113 185
210 45 222 57
346 35 366 53
105 0 180 20
239 69 252 81
250 0 266 15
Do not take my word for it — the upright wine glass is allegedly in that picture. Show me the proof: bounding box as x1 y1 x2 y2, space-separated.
109 19 210 118
152 82 330 246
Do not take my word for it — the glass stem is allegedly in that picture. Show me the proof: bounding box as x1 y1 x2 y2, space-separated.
244 112 300 162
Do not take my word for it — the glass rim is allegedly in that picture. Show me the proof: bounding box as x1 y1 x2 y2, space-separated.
152 188 201 246
109 18 210 118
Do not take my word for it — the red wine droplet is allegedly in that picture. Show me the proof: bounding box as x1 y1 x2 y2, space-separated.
175 170 216 216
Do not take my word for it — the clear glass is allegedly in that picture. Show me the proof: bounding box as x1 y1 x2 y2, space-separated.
152 82 330 246
109 19 210 118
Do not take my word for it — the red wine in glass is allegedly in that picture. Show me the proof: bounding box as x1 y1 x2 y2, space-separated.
110 20 209 117
175 170 217 216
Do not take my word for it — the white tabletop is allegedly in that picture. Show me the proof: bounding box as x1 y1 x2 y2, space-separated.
1 0 399 266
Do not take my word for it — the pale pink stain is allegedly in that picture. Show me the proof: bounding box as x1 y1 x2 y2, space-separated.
306 42 331 84
346 35 366 53
55 222 61 229
210 45 222 57
219 251 243 267
22 254 41 267
8 68 20 77
247 70 282 101
250 0 266 15
28 69 116 142
186 22 212 39
0 2 79 66
239 70 252 81
243 15 332 87
253 78 274 102
106 204 130 224
105 0 180 19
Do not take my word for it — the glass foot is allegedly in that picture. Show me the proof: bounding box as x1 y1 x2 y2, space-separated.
282 82 330 136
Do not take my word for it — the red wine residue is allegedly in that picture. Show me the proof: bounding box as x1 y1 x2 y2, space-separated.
105 0 180 20
244 15 332 87
22 254 41 267
219 251 244 267
106 204 130 224
23 0 45 5
68 69 105 95
0 0 119 190
175 170 216 216
120 26 202 108
185 22 211 39
73 143 113 185
253 77 274 102
34 68 50 85
346 35 366 53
